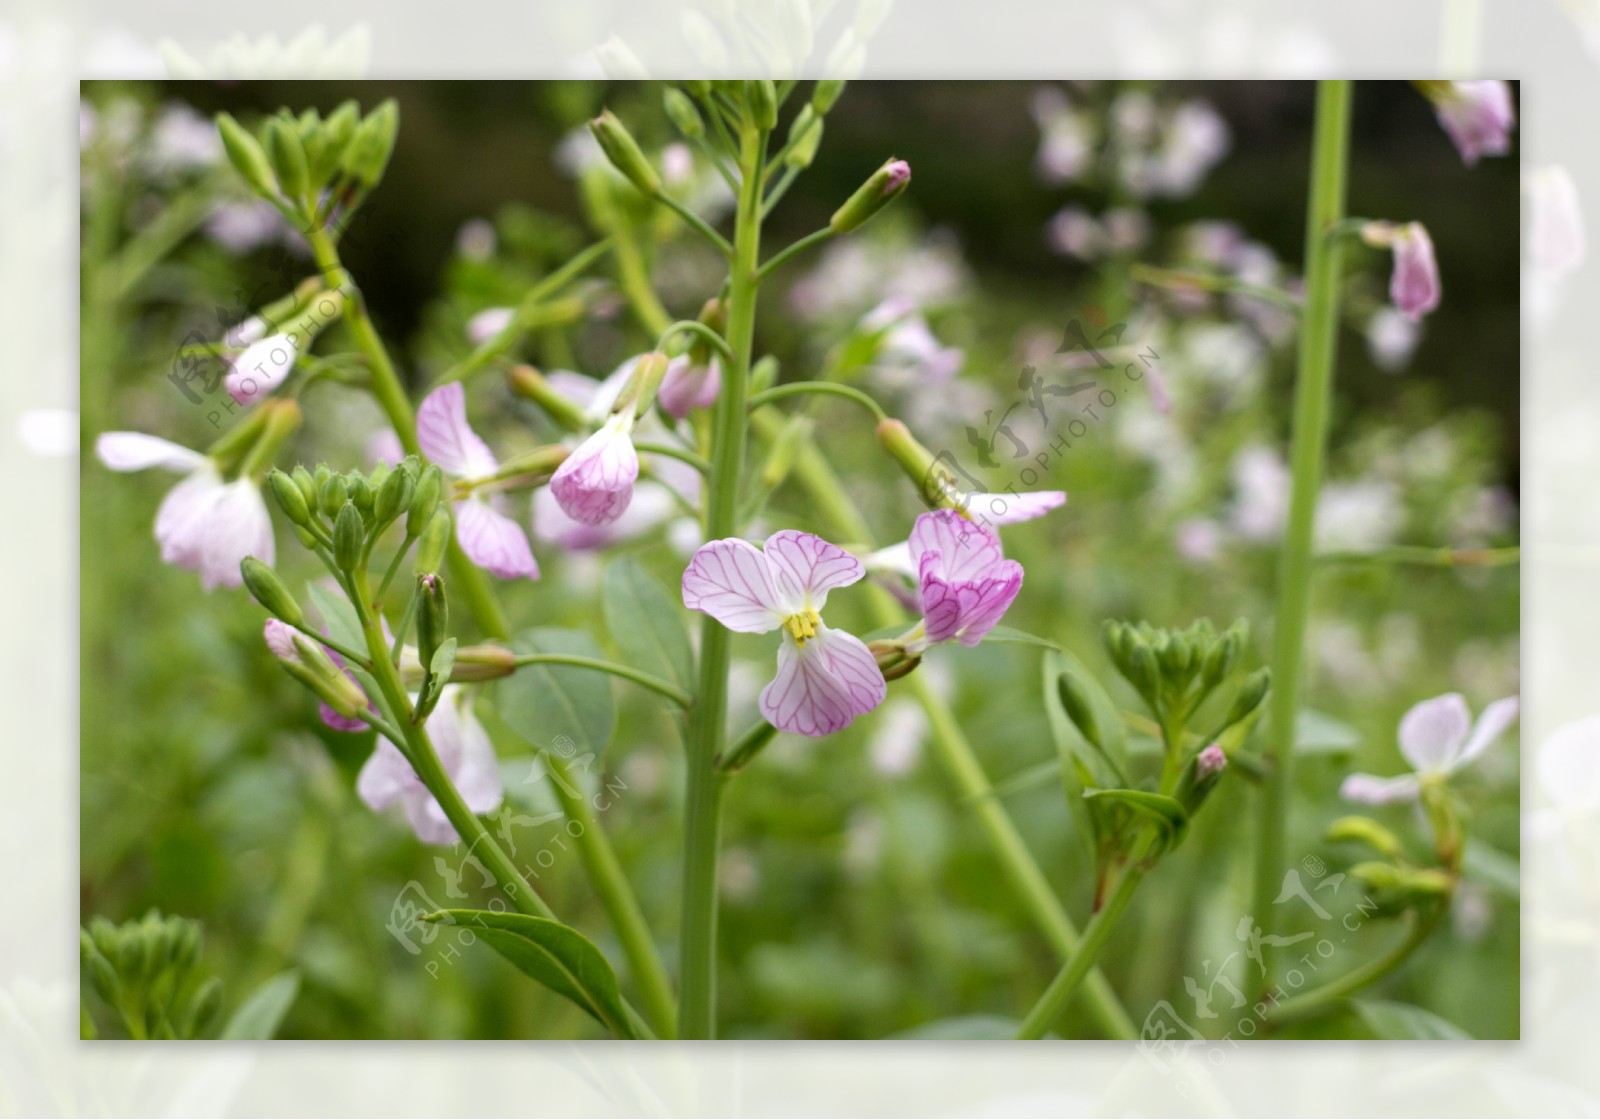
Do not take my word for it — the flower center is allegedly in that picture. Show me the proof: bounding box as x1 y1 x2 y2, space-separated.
783 608 822 646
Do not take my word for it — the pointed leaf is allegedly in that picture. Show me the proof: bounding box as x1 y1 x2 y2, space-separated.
1083 788 1190 852
603 558 694 692
305 583 364 654
423 910 637 1038
1350 998 1471 1040
978 625 1061 651
220 970 300 1040
498 628 617 756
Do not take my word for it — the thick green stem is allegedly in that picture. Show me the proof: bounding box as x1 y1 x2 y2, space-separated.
749 409 1136 1039
678 121 766 1040
543 749 678 1038
1253 79 1352 981
1016 858 1148 1039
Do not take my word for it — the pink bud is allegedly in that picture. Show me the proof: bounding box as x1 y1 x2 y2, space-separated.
882 159 911 195
1197 743 1227 779
1389 223 1441 322
657 355 721 418
1432 81 1514 166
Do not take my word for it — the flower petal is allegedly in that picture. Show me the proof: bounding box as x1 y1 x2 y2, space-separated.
682 538 785 633
1398 692 1472 774
908 509 1006 584
357 739 417 812
199 480 273 590
1456 695 1520 769
417 383 499 479
154 466 225 573
549 415 639 526
762 529 864 612
658 356 721 418
962 490 1067 527
1390 223 1441 322
919 556 1024 647
1340 772 1423 805
225 333 299 406
96 432 206 473
455 498 540 580
432 687 503 814
759 626 886 736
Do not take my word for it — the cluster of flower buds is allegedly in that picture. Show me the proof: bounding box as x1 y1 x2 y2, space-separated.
81 912 221 1040
263 455 450 575
1325 815 1456 917
217 99 398 224
1102 618 1262 734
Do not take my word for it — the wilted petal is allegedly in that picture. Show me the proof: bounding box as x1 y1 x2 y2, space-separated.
1340 772 1423 805
456 497 539 580
962 490 1067 527
96 431 206 473
763 529 864 611
417 383 499 479
550 414 639 526
319 703 370 733
1390 223 1441 322
658 356 721 418
759 626 886 736
262 618 299 660
682 538 785 633
1434 80 1514 166
1456 695 1520 769
225 333 299 406
1398 692 1472 773
199 480 273 590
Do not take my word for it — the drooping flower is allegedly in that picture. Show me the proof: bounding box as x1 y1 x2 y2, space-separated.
225 332 300 406
1427 80 1514 166
549 411 640 526
683 531 887 736
657 354 721 418
903 510 1023 652
1527 165 1586 278
95 432 273 590
416 383 539 580
1387 223 1441 322
357 685 504 845
1341 692 1520 804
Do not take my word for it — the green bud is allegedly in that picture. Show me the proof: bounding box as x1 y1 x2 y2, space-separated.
86 947 120 1003
1126 644 1161 705
187 976 224 1038
812 78 847 115
265 116 311 204
415 508 452 574
588 109 660 196
375 461 413 526
830 158 910 234
333 501 364 571
747 80 779 130
617 351 670 417
281 641 366 721
1222 668 1271 728
89 916 120 960
1056 670 1103 748
344 100 399 188
407 464 445 537
240 557 304 627
785 109 824 170
216 113 279 199
291 465 318 512
750 354 780 395
318 472 347 518
347 472 374 517
317 100 361 182
172 919 201 972
448 644 519 682
1326 815 1404 860
663 88 704 140
416 573 448 668
265 469 311 527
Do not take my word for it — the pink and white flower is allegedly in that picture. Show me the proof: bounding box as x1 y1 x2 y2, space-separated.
657 354 721 418
357 685 504 845
549 410 640 526
683 531 887 736
416 383 540 580
224 332 300 406
1388 223 1441 322
1429 80 1514 166
96 432 273 590
903 510 1023 652
466 307 515 346
1342 692 1520 805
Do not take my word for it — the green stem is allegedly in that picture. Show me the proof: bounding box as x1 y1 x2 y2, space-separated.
747 381 885 423
631 440 711 474
1263 901 1449 1027
542 749 678 1038
1016 857 1148 1039
657 191 734 256
655 319 736 363
509 653 691 709
756 227 834 282
1316 545 1519 569
749 409 1137 1040
1253 79 1352 984
677 120 767 1041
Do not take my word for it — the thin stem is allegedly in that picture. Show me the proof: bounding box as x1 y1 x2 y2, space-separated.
760 164 803 220
541 749 678 1038
1263 901 1449 1027
375 537 414 603
756 227 834 282
1253 79 1352 984
1316 545 1519 568
656 191 734 257
1016 857 1149 1039
678 119 767 1041
284 619 370 669
509 653 691 709
747 381 886 423
655 319 737 363
631 440 711 474
1129 263 1302 313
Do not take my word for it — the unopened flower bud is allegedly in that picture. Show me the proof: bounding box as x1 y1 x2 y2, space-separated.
1222 667 1271 728
812 78 847 115
346 472 374 517
216 113 280 200
449 643 518 681
589 109 660 196
618 351 670 417
830 158 910 234
663 87 704 140
318 472 347 518
747 80 779 130
785 108 824 170
1056 669 1103 748
291 465 318 512
265 116 311 204
1325 815 1403 860
266 468 311 527
416 572 448 668
344 100 399 189
332 501 364 571
240 556 303 627
375 460 413 526
415 508 452 574
285 633 367 719
407 464 444 538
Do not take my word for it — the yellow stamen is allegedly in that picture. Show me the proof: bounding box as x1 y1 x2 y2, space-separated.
783 608 821 646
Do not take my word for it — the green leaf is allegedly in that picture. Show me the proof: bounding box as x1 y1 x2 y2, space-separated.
416 637 457 719
305 583 364 655
1462 843 1520 898
602 558 694 692
978 625 1061 651
220 970 300 1040
1083 788 1189 852
892 1015 1023 1039
423 910 637 1038
498 628 616 756
1350 998 1472 1040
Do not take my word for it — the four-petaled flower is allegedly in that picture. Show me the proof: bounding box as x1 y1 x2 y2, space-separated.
96 431 273 590
683 531 887 736
904 510 1024 653
1342 692 1519 805
416 383 540 580
357 685 504 845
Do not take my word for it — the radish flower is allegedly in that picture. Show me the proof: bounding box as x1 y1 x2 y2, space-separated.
225 332 299 406
904 510 1023 652
357 685 504 845
1342 692 1519 805
549 410 639 526
657 354 721 418
416 383 540 580
683 530 887 736
1428 80 1514 166
96 431 273 590
1388 223 1441 322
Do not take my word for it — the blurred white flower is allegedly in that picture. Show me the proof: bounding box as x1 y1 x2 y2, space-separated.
1228 446 1290 542
455 217 497 261
868 698 928 777
1047 207 1103 259
1314 479 1403 553
147 103 222 174
358 686 503 845
1365 307 1422 373
1527 165 1585 278
1175 517 1223 563
1151 100 1229 197
1342 692 1519 804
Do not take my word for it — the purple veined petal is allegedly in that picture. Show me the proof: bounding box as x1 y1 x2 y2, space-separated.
657 356 722 418
1340 772 1423 805
357 738 419 812
262 618 299 660
682 537 786 633
416 383 499 480
908 509 1006 584
1455 695 1520 770
96 431 207 473
962 490 1067 527
154 466 226 574
1389 223 1441 322
549 415 639 526
455 497 540 580
759 626 886 737
918 554 1024 647
199 479 273 590
1398 692 1472 774
762 529 864 612
224 333 299 406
